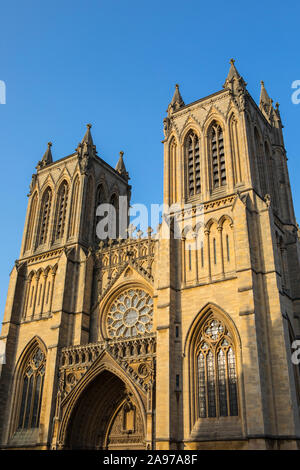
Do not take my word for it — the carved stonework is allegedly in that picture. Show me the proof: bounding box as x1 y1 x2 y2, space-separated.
94 235 156 307
57 333 156 402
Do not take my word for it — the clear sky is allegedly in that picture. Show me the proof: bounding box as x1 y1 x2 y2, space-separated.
0 0 300 322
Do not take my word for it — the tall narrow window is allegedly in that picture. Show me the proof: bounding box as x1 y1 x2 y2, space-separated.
37 187 52 246
226 234 230 262
196 316 238 418
213 238 217 264
17 346 46 429
53 181 69 241
254 128 267 197
186 131 201 197
169 138 177 203
209 123 226 189
230 116 242 184
24 193 38 253
68 176 80 238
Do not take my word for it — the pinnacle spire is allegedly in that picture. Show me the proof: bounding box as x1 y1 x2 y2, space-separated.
223 58 247 90
171 84 185 108
167 84 185 115
81 123 94 146
115 151 129 180
42 142 53 164
36 142 53 170
259 80 273 114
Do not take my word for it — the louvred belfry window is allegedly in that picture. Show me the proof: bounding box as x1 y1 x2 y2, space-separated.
17 347 46 429
37 187 52 246
54 181 69 240
210 123 226 188
196 317 238 418
186 131 201 197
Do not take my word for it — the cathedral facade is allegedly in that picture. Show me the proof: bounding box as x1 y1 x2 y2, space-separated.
1 60 300 450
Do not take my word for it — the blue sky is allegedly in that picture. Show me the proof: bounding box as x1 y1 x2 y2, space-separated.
0 0 299 322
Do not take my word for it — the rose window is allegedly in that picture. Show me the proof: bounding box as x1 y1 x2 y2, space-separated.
106 288 153 338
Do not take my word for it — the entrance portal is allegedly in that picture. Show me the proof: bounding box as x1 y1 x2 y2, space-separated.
65 370 145 449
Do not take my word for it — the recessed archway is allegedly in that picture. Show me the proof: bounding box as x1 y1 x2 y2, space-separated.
65 370 146 450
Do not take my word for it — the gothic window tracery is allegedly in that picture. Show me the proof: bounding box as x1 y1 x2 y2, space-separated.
106 288 153 339
196 316 238 418
17 346 46 429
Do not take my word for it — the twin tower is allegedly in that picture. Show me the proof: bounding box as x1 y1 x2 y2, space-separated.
1 60 300 450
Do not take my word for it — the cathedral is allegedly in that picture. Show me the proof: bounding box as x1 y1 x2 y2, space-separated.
1 60 300 450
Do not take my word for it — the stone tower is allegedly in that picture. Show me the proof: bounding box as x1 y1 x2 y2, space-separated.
0 61 300 450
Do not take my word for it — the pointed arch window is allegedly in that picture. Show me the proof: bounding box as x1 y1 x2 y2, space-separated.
186 131 201 197
37 187 52 246
24 192 38 253
68 176 80 238
17 346 46 429
169 138 177 203
229 116 242 184
209 123 226 189
196 316 238 418
53 181 69 241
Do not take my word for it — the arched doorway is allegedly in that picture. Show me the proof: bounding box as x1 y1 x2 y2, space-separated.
65 370 146 449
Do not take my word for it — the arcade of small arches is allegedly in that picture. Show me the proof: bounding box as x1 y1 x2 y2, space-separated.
22 265 57 320
182 215 235 284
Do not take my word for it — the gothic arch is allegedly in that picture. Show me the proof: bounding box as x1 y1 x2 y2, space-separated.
36 185 53 247
24 191 38 253
206 119 227 190
52 179 70 242
218 214 233 228
180 123 201 145
205 217 218 232
68 174 80 238
39 174 55 193
54 171 71 192
57 352 147 449
228 113 243 184
183 128 202 198
9 337 47 439
169 136 178 203
184 303 241 429
184 303 241 361
203 114 225 137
